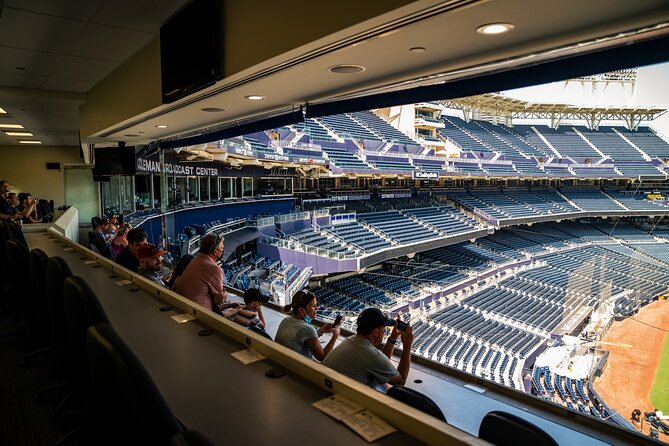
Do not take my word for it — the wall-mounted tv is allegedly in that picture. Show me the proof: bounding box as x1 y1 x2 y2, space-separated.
93 146 136 176
160 0 224 104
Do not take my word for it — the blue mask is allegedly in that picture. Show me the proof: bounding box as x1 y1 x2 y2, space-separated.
303 315 312 324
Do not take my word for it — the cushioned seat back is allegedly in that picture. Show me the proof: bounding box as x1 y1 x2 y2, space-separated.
29 248 50 329
386 385 447 422
63 276 110 388
86 323 183 445
6 239 30 280
46 257 73 352
478 410 558 446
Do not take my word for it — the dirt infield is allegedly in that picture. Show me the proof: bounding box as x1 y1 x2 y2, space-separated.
594 299 669 442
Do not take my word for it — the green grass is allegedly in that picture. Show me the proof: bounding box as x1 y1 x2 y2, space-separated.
650 332 669 412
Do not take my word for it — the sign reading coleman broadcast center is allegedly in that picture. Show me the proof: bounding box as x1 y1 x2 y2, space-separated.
136 157 219 177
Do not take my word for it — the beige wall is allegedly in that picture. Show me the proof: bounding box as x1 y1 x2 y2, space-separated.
0 145 82 207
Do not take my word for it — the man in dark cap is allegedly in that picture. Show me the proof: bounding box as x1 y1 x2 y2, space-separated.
323 308 414 387
137 243 167 287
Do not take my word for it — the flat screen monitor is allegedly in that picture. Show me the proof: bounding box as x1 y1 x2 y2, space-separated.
160 0 223 104
93 147 136 176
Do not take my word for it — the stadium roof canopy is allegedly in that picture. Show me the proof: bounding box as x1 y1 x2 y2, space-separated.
441 93 667 129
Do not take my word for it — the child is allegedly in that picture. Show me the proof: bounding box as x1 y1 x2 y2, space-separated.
233 288 269 330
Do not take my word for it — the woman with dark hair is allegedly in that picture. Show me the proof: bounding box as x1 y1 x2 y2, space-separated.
168 254 194 290
275 289 340 361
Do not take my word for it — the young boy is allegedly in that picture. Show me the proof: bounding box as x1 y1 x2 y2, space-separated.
233 288 270 329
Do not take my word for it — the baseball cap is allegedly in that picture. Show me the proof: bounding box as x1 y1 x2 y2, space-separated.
243 288 270 304
357 308 394 333
137 244 167 260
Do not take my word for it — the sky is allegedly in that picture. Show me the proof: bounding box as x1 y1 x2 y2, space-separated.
501 62 669 137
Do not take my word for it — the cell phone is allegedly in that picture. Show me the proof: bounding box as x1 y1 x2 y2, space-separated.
397 320 408 332
333 314 343 326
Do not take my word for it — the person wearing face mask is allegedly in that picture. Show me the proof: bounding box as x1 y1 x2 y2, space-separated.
275 289 340 361
173 233 240 316
322 308 414 388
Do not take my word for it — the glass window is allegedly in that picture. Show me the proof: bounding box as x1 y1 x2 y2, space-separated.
242 177 253 197
199 177 209 201
210 176 219 200
188 177 199 201
175 177 187 205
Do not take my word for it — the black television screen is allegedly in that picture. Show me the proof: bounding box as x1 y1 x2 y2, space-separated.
93 147 136 176
160 0 223 104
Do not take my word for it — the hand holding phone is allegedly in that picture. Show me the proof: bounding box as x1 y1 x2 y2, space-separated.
333 314 343 327
396 319 408 332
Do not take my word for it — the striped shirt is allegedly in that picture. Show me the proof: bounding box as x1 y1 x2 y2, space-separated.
233 306 264 329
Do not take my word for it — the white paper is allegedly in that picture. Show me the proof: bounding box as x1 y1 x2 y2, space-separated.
230 349 266 365
63 248 74 252
312 395 364 421
83 260 97 265
342 410 396 443
115 279 132 286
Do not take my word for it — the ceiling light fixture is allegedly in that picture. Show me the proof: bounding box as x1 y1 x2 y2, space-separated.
5 132 33 136
155 124 168 128
201 107 226 112
0 124 24 129
0 108 6 114
245 95 265 101
19 140 41 144
409 47 426 53
328 64 365 74
476 23 514 35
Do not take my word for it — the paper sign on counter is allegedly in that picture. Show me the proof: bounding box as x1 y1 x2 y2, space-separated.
115 279 132 286
341 410 396 443
171 313 196 324
312 395 363 421
230 349 266 365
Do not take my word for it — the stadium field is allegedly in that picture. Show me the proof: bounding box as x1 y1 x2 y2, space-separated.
650 330 669 412
595 299 669 441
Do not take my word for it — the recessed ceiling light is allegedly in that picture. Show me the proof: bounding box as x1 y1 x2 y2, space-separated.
245 95 265 101
155 125 168 128
5 131 33 136
19 140 41 144
409 47 426 53
476 23 514 35
0 124 24 129
0 108 6 114
201 107 226 112
328 64 365 74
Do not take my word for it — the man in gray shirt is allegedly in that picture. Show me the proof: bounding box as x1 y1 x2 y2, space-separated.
323 308 414 388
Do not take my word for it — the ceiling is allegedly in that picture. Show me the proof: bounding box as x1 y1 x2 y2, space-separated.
0 0 189 146
1 0 669 148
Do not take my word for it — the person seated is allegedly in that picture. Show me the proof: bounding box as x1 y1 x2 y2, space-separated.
17 193 42 223
275 289 340 362
108 214 120 233
94 218 111 243
173 234 240 317
137 244 167 287
0 180 23 223
233 288 269 330
167 254 194 290
115 228 147 273
323 308 414 388
110 225 129 258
